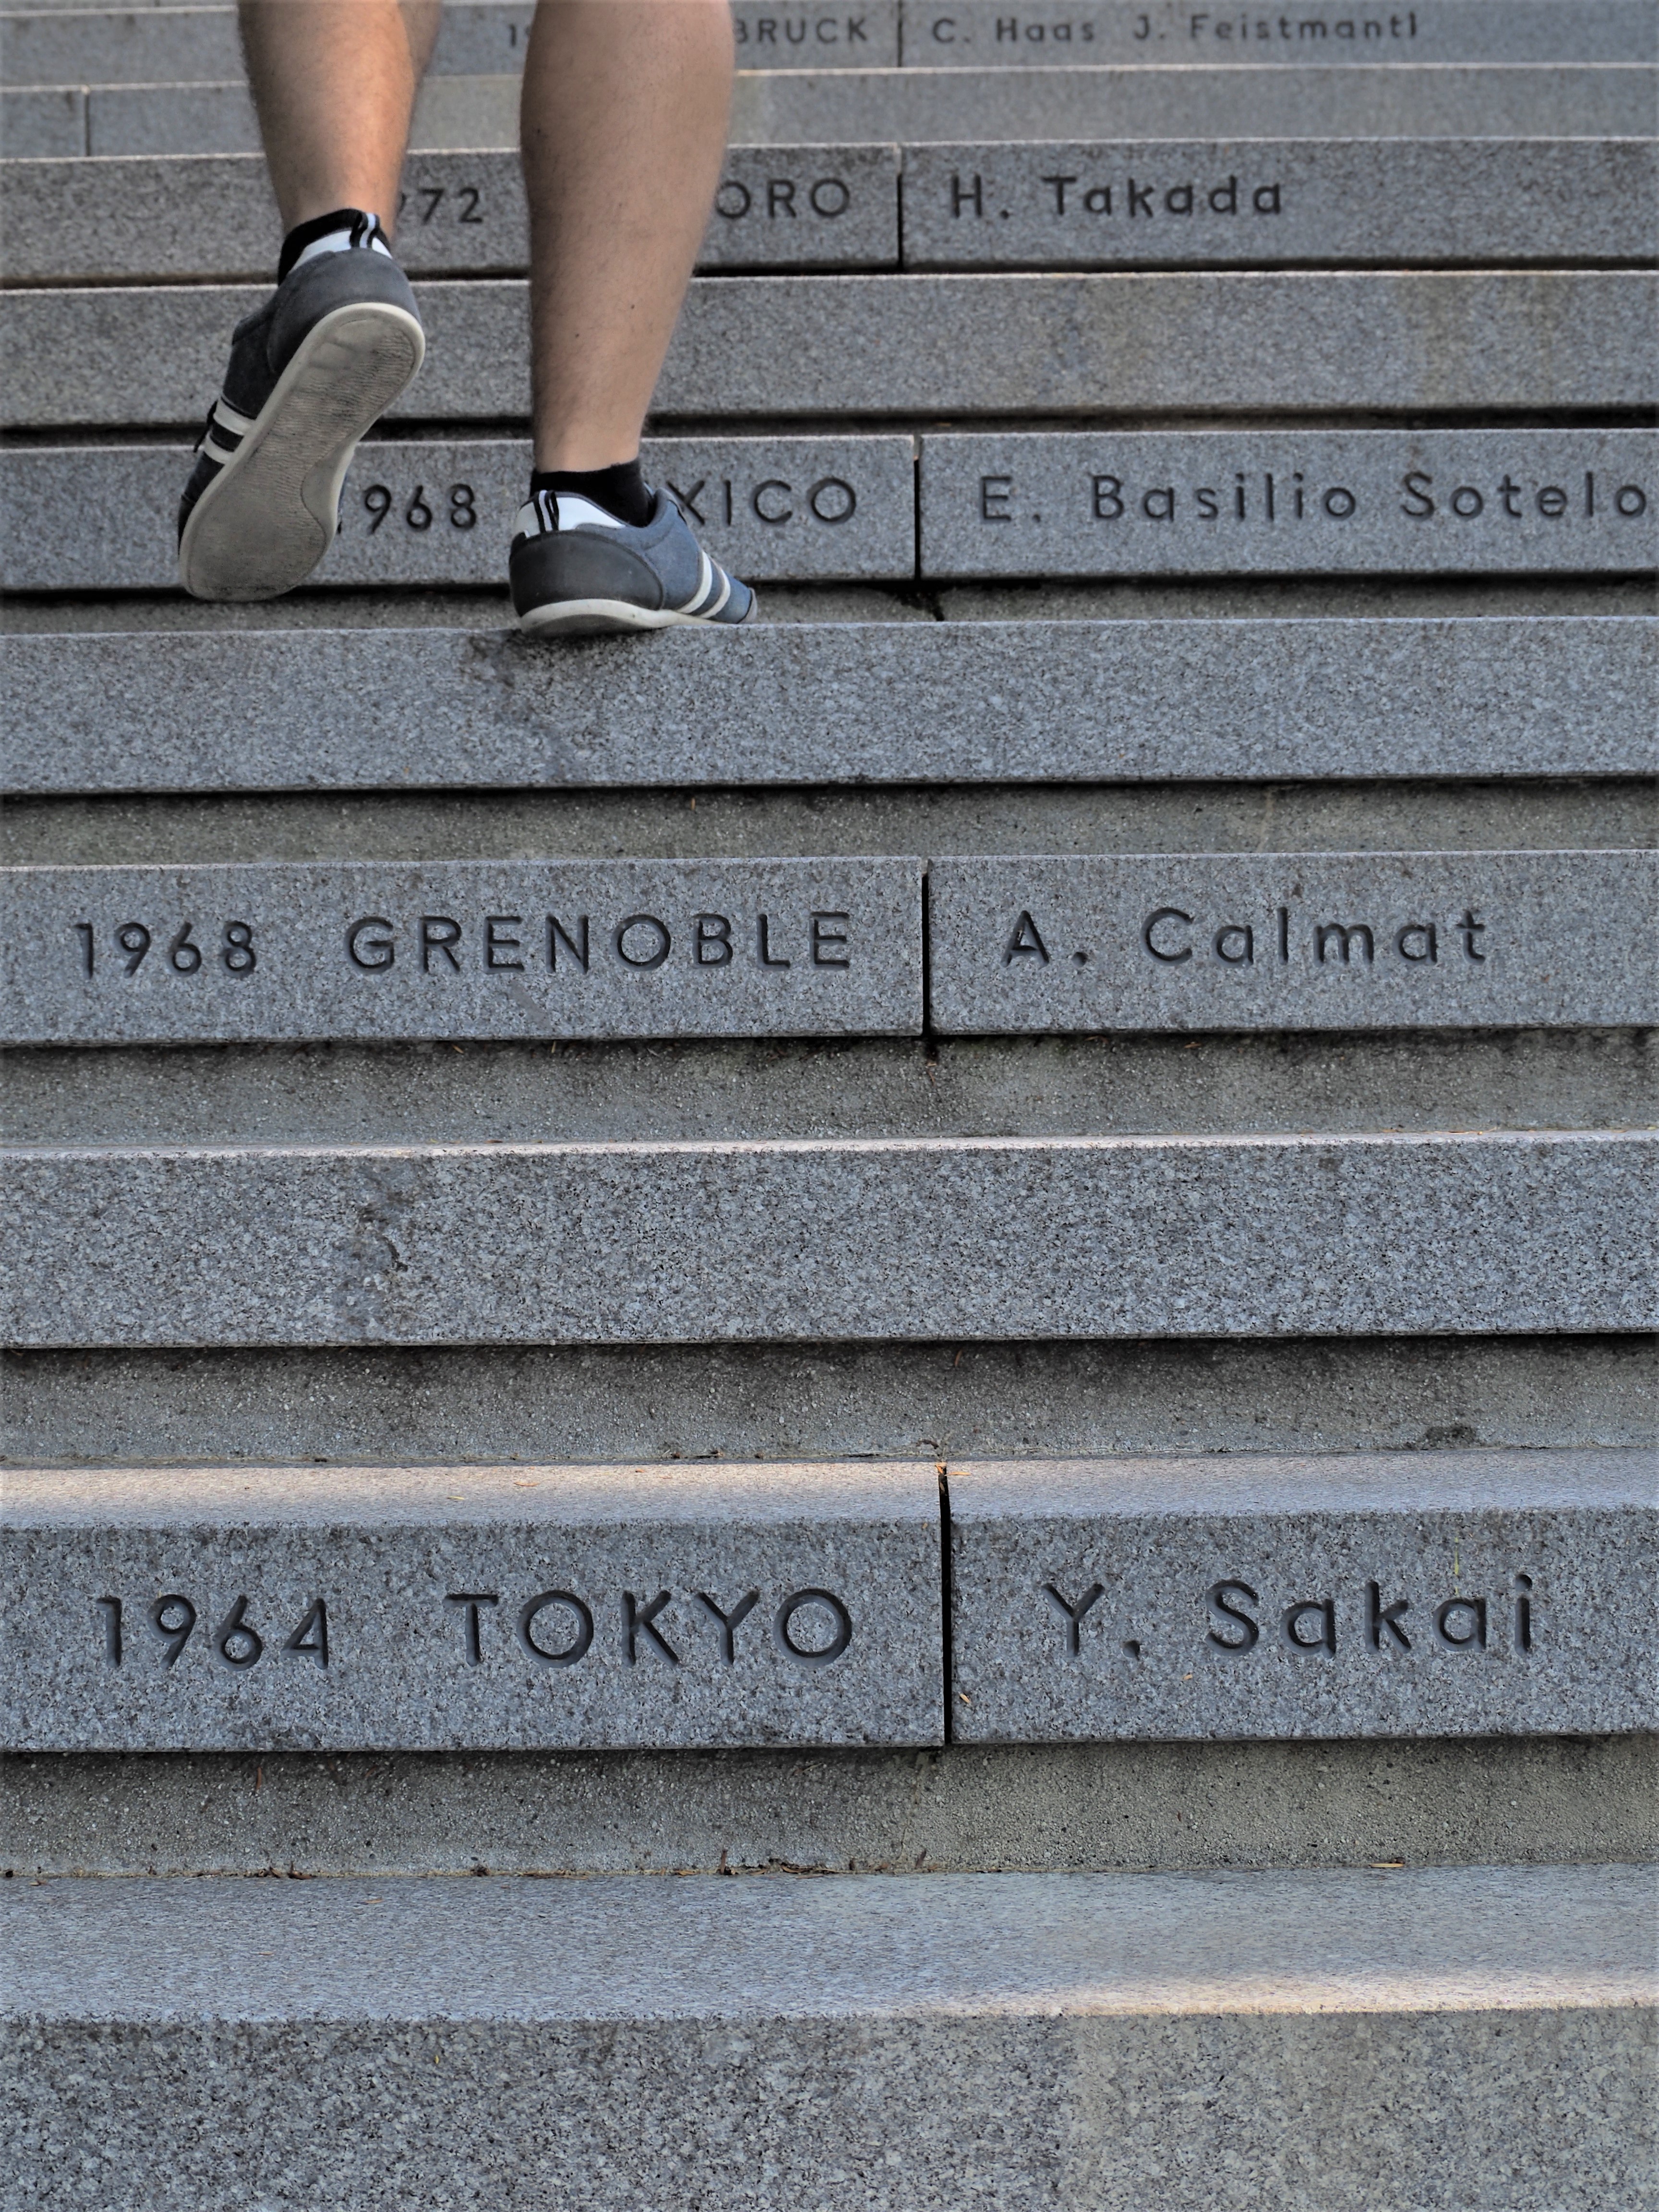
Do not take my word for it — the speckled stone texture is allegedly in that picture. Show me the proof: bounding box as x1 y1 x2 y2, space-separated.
7 271 1651 426
733 58 1659 140
0 146 902 285
3 1866 1653 2210
0 1 904 83
23 65 1652 163
9 138 1643 285
901 0 1659 65
928 850 1659 1032
904 137 1656 265
0 1459 944 1751
948 1447 1658 1741
0 857 923 1045
3 1131 1651 1348
733 0 901 66
6 616 1649 797
921 429 1659 578
0 436 917 593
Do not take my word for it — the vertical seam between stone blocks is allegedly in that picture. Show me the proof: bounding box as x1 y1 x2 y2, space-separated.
910 434 922 581
938 1461 954 1747
896 150 909 276
920 862 935 1040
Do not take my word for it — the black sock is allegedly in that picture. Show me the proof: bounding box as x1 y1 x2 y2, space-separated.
276 208 389 284
530 460 653 529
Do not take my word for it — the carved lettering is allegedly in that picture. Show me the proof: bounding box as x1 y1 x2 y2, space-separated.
696 1589 761 1663
774 1588 853 1665
1206 1580 1260 1651
623 1589 681 1666
1043 1581 1106 1656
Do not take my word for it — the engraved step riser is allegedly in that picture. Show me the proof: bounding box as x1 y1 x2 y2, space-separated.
6 619 1649 798
5 1132 1651 1347
1 1461 945 1753
2 858 926 1044
7 139 1652 285
2 2 1650 85
920 430 1659 579
6 273 1652 427
4 852 1652 1046
948 1452 1654 1742
7 432 1654 593
0 146 900 283
11 64 1657 160
2 438 916 592
4 1868 1651 2212
3 1451 1648 1752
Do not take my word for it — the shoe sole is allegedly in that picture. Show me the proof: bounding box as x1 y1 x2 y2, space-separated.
179 301 425 602
517 592 759 638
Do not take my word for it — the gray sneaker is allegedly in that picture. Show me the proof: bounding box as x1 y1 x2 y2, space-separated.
178 216 424 602
509 485 757 636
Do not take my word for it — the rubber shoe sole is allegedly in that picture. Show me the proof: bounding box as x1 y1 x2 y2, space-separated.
517 592 761 638
178 301 424 602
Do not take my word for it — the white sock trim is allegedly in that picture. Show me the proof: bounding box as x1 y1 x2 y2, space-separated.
291 227 394 272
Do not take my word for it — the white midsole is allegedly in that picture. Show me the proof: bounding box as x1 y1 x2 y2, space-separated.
517 594 754 635
179 299 424 601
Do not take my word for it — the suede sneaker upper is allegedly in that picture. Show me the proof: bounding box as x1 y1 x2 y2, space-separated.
509 485 756 637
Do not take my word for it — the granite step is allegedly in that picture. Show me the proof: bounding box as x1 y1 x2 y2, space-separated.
8 1725 1656 1877
8 272 1650 428
4 848 1652 1046
0 1 882 85
10 60 1656 160
8 431 1654 593
895 0 1659 67
0 144 905 284
4 1130 1651 1347
3 1447 1648 1752
4 617 1652 796
3 0 1649 86
7 136 1652 284
5 1864 1652 2209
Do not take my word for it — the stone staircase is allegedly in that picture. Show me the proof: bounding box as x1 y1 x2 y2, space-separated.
2 5 1656 2207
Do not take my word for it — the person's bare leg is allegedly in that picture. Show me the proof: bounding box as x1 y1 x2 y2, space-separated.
521 0 733 471
179 2 435 599
239 0 440 237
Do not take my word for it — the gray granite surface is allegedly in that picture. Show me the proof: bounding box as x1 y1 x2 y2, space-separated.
3 1132 1650 1347
8 137 1642 284
0 1 902 83
4 618 1650 796
0 2 244 82
7 1448 1646 1753
735 0 902 66
731 58 1659 140
0 1459 943 1751
0 145 902 284
3 1867 1651 2209
11 1335 1654 1470
6 270 1649 426
0 857 923 1044
19 63 1652 161
0 84 84 158
1 437 917 592
902 136 1657 266
8 1732 1653 1878
4 0 1647 83
10 1029 1655 1143
928 850 1659 1032
922 429 1659 577
900 0 1659 64
949 1447 1657 1740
